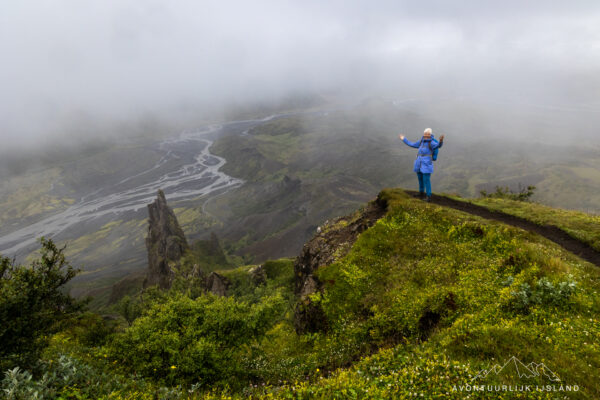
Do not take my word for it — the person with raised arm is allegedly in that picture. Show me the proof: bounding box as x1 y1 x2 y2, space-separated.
398 128 445 202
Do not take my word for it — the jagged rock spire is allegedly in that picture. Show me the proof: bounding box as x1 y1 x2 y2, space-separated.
144 189 189 289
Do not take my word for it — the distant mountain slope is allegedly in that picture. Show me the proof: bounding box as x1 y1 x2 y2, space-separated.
206 102 600 265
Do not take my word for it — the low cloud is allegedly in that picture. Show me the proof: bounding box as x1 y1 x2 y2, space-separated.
1 0 599 147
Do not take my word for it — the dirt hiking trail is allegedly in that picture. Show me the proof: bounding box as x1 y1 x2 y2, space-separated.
404 190 600 268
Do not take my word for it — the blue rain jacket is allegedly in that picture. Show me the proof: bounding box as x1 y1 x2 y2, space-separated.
402 134 443 174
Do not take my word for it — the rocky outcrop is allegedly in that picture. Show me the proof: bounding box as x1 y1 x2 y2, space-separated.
248 264 267 286
293 195 387 334
190 264 207 280
144 189 189 290
206 272 230 296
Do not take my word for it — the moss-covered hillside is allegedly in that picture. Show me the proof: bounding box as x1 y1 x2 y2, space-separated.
2 188 599 399
447 195 600 252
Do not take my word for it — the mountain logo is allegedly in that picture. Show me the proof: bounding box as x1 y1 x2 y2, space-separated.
471 356 560 382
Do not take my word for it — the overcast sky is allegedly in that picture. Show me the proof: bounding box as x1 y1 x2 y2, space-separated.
1 0 600 147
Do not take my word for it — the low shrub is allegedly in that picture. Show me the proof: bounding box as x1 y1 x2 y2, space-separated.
105 292 286 388
479 184 536 201
502 275 577 313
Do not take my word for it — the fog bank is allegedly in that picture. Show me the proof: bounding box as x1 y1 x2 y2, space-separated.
1 1 600 149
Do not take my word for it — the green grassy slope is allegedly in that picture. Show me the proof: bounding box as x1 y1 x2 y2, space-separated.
446 195 600 252
8 188 599 398
213 188 600 399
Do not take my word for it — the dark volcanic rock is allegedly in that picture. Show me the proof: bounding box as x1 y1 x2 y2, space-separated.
144 189 189 290
186 263 208 290
206 272 230 296
294 296 329 333
294 196 387 296
293 195 387 334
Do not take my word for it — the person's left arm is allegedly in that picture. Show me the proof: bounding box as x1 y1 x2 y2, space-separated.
431 135 445 149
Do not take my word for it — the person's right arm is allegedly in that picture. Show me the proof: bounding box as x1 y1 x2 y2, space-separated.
398 134 420 148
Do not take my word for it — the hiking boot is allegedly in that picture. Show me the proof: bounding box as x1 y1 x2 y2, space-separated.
419 192 425 199
425 196 431 202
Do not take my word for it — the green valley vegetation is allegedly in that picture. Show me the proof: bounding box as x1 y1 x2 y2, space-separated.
2 188 599 399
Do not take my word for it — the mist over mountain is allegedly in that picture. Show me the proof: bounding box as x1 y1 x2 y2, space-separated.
2 0 600 153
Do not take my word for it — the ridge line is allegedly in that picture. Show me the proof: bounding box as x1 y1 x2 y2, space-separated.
405 190 600 268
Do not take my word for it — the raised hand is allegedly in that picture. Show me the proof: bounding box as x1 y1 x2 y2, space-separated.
439 135 445 141
398 134 405 140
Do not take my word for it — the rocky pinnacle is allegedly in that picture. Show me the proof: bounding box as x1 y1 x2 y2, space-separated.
144 189 189 289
